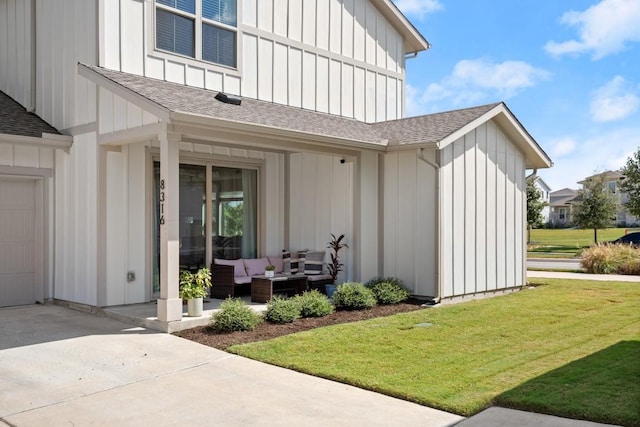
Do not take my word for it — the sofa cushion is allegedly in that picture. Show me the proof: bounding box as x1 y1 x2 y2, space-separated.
244 257 270 276
304 251 325 275
234 276 253 285
214 258 247 277
267 256 284 273
296 250 307 273
282 250 299 274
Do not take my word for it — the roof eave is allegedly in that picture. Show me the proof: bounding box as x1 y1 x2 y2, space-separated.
170 111 388 152
374 0 431 54
437 103 552 170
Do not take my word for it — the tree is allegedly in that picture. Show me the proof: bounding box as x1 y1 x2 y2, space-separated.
526 178 546 243
620 148 640 217
572 173 618 244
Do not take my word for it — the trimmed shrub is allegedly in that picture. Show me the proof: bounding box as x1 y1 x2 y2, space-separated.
581 244 640 274
210 297 262 332
264 296 301 324
366 279 410 305
332 282 377 310
294 289 335 318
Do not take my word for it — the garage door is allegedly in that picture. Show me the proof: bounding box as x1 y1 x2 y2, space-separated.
0 178 37 307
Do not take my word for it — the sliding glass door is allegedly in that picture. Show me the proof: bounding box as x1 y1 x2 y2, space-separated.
153 162 258 295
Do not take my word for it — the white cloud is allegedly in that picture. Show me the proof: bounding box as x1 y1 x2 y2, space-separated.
550 137 577 158
393 0 443 19
539 127 640 190
545 0 640 59
590 76 639 122
407 58 549 115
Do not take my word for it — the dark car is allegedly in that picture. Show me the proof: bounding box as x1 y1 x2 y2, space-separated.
611 232 640 246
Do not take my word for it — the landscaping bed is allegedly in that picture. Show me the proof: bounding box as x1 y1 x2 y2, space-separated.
175 298 425 350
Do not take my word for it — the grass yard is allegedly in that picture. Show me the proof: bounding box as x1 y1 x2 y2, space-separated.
528 228 639 258
230 279 640 426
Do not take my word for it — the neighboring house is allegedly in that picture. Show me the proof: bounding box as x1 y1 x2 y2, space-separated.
579 171 639 227
531 176 551 224
0 0 551 328
548 188 578 227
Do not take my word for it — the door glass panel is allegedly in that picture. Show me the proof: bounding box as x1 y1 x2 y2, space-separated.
212 167 257 259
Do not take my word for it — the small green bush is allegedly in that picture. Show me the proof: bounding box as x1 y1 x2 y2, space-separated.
210 297 262 332
264 296 301 324
294 289 335 317
365 278 410 304
332 282 377 310
581 244 640 274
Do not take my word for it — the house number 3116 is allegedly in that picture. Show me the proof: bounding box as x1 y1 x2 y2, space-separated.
159 179 165 225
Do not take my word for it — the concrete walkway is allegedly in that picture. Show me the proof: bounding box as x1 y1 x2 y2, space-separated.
528 270 640 282
0 304 462 427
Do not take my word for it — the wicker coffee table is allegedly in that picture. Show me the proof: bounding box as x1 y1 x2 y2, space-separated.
251 275 308 303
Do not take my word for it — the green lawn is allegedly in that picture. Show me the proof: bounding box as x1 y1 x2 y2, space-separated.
230 279 640 426
528 228 640 258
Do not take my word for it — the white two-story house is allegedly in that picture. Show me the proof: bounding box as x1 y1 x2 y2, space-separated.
0 0 551 329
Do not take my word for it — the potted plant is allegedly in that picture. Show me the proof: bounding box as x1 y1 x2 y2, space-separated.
264 264 276 278
326 233 348 297
179 267 212 317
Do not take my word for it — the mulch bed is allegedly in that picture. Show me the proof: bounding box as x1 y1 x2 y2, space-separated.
175 299 427 350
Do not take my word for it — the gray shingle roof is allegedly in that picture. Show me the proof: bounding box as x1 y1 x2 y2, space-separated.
0 91 60 137
81 65 503 148
374 103 501 146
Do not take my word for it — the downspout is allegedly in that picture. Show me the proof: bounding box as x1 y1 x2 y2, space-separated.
526 169 538 180
417 148 441 304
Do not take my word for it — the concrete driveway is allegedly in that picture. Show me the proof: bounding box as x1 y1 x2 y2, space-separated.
0 304 463 427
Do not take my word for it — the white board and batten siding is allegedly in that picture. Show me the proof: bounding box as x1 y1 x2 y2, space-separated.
29 0 97 131
440 122 526 298
103 0 405 122
0 0 35 110
241 0 406 122
383 149 438 297
289 153 354 283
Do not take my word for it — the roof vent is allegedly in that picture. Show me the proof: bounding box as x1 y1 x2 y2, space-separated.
215 92 242 105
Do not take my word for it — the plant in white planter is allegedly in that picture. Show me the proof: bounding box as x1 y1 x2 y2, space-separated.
179 268 212 317
264 264 276 278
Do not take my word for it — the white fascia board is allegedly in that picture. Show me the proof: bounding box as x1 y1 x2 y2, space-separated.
169 111 388 152
77 63 171 121
98 122 164 146
438 104 553 170
0 133 73 150
387 142 439 152
373 0 431 54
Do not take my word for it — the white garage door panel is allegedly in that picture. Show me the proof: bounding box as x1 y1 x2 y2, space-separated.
0 179 37 307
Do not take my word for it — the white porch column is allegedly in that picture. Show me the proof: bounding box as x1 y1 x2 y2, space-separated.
157 127 182 322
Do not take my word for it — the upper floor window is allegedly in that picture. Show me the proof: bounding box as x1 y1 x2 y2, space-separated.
608 181 617 194
155 0 237 68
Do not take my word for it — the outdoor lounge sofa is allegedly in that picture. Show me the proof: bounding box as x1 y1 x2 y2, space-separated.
211 252 333 299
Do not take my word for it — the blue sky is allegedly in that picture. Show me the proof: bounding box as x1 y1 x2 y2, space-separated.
394 0 640 191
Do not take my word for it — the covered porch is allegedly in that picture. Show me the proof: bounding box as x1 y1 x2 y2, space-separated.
78 64 382 331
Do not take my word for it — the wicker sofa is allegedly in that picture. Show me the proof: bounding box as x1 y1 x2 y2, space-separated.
210 252 333 299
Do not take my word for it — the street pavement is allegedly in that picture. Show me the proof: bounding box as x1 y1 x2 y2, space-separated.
527 257 582 271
